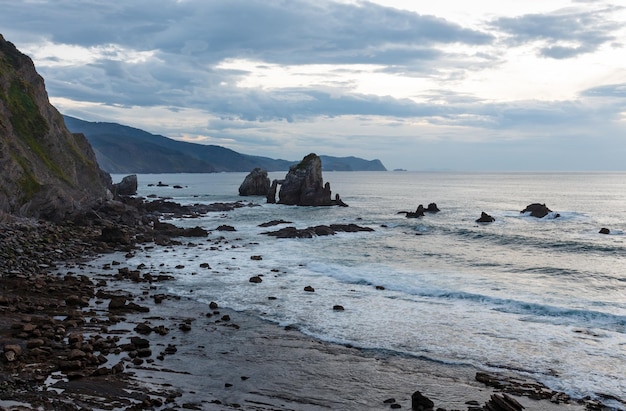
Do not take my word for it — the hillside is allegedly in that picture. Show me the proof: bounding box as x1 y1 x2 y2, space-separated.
0 35 111 220
63 116 387 173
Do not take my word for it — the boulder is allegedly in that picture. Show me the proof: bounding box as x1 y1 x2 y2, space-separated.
426 203 440 213
411 390 434 410
476 212 495 223
277 153 346 206
599 227 610 234
239 168 270 196
520 203 558 218
113 174 138 196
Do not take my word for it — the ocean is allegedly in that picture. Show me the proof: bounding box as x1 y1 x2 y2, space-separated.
113 171 626 407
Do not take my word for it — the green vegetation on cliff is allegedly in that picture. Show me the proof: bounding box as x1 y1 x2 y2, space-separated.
0 34 111 220
6 79 70 182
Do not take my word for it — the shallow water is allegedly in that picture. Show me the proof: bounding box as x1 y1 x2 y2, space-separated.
115 171 626 407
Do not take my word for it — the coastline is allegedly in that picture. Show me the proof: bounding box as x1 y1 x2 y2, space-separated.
1 217 611 410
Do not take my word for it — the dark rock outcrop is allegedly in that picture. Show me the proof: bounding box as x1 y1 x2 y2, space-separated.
239 168 270 196
411 390 434 410
399 203 439 218
0 35 112 221
426 203 440 213
276 153 346 206
258 219 292 227
113 174 138 196
399 205 424 218
520 203 559 218
599 227 610 234
267 179 279 203
484 393 524 411
262 223 374 238
476 211 495 223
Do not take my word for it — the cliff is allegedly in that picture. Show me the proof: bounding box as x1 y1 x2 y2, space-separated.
0 35 112 221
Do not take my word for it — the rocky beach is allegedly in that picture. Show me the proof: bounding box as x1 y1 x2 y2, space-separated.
0 202 612 411
0 31 622 411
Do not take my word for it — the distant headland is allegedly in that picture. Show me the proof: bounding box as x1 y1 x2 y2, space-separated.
63 116 387 174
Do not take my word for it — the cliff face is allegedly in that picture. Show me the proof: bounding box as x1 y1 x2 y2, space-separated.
0 34 112 221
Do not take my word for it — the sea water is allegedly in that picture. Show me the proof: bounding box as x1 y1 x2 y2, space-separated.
113 171 626 406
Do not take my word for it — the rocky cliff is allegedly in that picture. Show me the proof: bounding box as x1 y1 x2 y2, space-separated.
0 34 112 221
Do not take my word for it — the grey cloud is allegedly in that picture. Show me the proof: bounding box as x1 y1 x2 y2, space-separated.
491 6 621 59
581 83 626 98
0 0 492 66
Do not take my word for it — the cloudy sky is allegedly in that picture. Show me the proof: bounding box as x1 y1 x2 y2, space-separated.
1 0 625 171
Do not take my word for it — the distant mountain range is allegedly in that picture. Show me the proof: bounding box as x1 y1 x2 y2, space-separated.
63 116 387 173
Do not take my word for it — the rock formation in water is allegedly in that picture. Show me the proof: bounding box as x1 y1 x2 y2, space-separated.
275 153 346 206
113 174 138 196
398 203 440 218
0 35 111 221
520 203 559 218
238 167 270 196
476 211 495 223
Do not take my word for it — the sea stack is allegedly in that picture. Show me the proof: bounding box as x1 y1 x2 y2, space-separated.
275 153 346 206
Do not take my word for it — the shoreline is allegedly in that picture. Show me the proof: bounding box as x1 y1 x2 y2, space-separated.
0 217 617 410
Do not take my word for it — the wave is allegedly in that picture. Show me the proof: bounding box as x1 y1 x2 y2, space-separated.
415 289 626 333
509 265 625 284
306 261 626 334
451 227 626 256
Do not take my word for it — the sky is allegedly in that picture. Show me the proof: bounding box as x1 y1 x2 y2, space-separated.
1 0 625 171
